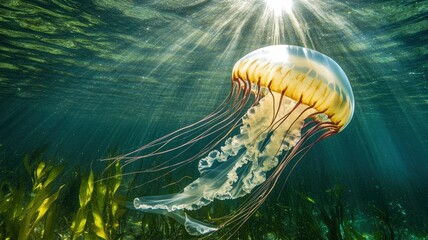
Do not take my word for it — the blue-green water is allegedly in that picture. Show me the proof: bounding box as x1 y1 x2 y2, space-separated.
0 0 427 239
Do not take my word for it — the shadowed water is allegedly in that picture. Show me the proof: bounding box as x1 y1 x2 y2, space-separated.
0 0 427 239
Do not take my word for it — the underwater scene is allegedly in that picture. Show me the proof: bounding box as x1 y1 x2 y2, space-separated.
0 0 427 239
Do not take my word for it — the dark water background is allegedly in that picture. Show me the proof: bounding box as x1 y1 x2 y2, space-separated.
0 0 427 238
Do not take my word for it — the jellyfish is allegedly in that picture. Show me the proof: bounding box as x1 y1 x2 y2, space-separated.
117 45 354 236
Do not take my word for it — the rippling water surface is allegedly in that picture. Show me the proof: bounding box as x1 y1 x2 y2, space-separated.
0 0 427 239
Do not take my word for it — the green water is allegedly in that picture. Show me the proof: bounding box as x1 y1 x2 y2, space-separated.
0 0 427 239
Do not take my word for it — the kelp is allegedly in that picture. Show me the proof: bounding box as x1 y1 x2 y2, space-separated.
0 152 64 240
70 156 126 240
70 170 94 239
0 148 425 239
316 185 365 240
0 148 126 240
370 200 410 240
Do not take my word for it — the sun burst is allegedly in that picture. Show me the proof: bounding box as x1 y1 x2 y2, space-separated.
265 0 294 16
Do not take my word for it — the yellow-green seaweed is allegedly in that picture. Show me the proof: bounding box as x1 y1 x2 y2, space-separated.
70 157 125 240
0 153 64 240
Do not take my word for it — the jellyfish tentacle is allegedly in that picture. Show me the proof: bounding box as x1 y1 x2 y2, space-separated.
221 118 337 236
141 81 252 172
120 82 249 170
123 45 354 237
133 92 316 235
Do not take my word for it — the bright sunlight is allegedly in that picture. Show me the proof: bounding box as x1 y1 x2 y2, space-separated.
265 0 294 16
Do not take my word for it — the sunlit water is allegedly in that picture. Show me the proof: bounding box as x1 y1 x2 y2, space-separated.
0 0 427 239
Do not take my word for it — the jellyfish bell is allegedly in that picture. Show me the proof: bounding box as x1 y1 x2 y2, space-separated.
233 45 354 129
118 45 354 236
